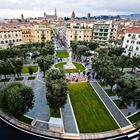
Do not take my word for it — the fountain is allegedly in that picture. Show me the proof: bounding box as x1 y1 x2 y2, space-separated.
64 50 76 69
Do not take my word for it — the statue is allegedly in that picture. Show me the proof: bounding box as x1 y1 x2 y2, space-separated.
64 50 76 69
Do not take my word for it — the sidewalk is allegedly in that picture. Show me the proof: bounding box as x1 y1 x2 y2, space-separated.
61 95 78 133
90 81 131 128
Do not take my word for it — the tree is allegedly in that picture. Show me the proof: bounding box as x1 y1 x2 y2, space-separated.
71 41 78 56
37 55 54 77
46 69 67 113
0 83 34 118
98 48 109 60
9 57 23 78
113 55 131 72
0 60 12 80
87 42 99 51
104 65 122 92
76 45 90 61
108 47 124 57
39 45 54 56
28 67 33 76
131 56 140 72
115 77 140 108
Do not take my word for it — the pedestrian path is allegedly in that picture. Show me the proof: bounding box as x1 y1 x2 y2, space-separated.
61 96 78 133
90 81 131 128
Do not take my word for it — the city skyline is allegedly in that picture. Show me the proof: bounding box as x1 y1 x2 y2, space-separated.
0 0 140 18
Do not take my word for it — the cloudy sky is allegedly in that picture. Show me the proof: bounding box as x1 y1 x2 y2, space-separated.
0 0 140 18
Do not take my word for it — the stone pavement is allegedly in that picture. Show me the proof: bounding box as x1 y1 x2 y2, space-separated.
90 81 131 128
61 96 78 133
25 79 50 122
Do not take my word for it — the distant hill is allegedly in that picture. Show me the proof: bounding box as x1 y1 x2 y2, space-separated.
120 14 140 20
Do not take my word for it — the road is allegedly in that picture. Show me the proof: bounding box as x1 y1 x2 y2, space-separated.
0 118 58 140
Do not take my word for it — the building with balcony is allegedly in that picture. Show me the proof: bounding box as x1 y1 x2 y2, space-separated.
21 25 52 44
66 23 93 47
93 21 118 46
122 28 140 57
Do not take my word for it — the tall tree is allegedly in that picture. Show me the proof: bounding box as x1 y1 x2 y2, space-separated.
28 67 33 76
0 83 34 118
9 57 23 78
76 45 90 61
131 56 140 72
0 60 11 80
104 65 122 92
46 69 67 114
113 55 131 72
37 55 54 77
116 77 140 108
39 45 54 56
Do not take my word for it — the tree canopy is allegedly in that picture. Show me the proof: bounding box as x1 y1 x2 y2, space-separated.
0 83 34 118
46 69 67 113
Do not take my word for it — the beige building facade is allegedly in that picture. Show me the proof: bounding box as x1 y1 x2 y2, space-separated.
0 29 23 49
66 24 93 47
22 25 52 44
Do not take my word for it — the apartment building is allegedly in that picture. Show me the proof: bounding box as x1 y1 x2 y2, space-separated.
0 28 23 49
66 23 93 47
93 21 118 46
21 25 52 44
122 28 140 57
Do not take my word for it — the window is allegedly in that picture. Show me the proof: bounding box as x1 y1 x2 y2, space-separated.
129 46 133 51
79 36 81 38
1 41 4 44
136 47 139 51
127 40 129 43
128 34 131 37
70 35 72 38
5 40 8 44
125 45 128 48
131 41 135 44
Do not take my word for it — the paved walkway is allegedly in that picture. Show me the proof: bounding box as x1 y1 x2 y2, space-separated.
61 97 78 133
90 81 131 128
25 76 50 122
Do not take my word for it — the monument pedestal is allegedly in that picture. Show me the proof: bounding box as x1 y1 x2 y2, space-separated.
64 62 76 69
49 117 63 133
64 50 76 69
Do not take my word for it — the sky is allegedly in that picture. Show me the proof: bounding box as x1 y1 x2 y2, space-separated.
0 0 140 18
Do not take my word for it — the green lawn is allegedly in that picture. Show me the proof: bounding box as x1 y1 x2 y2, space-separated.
128 112 140 123
105 89 116 96
113 99 127 109
50 108 61 118
22 66 38 73
19 116 32 125
68 82 118 133
54 62 85 73
56 51 69 58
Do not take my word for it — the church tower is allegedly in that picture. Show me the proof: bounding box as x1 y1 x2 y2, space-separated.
55 8 57 20
71 11 75 20
21 13 24 22
44 12 47 18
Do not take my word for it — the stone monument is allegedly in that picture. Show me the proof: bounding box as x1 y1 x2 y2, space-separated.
64 50 76 69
